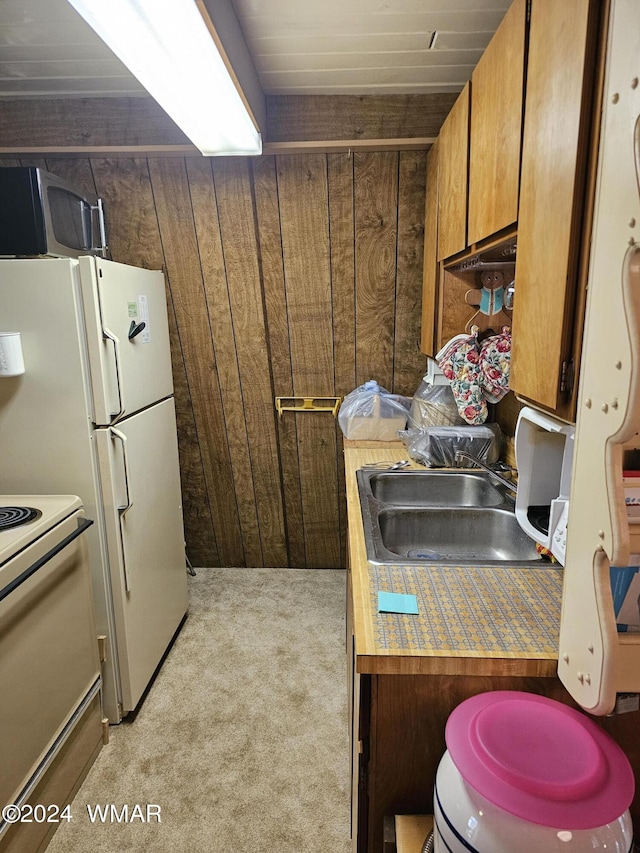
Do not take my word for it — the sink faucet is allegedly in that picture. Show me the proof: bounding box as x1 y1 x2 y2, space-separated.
453 450 517 494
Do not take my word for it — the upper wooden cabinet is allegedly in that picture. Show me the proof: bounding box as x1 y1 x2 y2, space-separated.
510 0 600 415
436 84 469 262
422 0 602 420
467 0 526 246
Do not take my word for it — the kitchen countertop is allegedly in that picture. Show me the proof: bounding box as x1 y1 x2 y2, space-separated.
345 440 563 678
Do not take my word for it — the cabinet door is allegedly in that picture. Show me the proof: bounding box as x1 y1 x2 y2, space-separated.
420 141 439 355
510 0 599 413
437 84 469 261
467 0 526 245
349 639 369 853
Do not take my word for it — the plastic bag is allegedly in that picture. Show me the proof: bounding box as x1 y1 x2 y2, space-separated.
338 380 411 440
408 378 465 429
398 423 503 468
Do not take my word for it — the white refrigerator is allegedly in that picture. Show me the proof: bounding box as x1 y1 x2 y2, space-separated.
0 256 189 722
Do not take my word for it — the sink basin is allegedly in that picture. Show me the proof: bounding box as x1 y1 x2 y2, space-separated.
377 507 541 564
357 466 545 567
363 469 507 507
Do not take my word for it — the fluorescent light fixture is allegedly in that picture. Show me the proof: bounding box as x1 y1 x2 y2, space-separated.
66 0 262 156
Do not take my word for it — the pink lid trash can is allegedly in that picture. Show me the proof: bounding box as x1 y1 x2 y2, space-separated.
434 691 635 852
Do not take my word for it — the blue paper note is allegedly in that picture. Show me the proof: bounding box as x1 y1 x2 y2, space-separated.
378 591 418 615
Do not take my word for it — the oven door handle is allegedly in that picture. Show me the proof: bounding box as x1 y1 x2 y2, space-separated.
0 518 93 604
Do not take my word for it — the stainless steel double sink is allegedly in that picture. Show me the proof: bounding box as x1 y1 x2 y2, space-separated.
357 468 544 566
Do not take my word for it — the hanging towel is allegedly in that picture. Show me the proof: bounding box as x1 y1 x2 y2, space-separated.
435 327 488 425
479 326 511 403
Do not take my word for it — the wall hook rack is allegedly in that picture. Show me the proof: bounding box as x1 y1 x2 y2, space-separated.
275 396 342 418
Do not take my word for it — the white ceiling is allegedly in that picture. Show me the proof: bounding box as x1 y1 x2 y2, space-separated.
0 0 511 98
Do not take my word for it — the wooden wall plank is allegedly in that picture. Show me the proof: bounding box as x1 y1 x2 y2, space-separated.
354 151 399 389
147 157 244 566
0 98 190 148
184 157 262 567
328 153 356 397
89 158 166 269
91 157 219 567
278 155 335 393
252 155 305 568
0 95 453 150
266 94 457 142
211 157 288 568
328 152 356 565
18 157 48 170
277 154 341 568
394 150 428 396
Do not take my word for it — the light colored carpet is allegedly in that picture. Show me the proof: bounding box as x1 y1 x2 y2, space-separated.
46 568 351 853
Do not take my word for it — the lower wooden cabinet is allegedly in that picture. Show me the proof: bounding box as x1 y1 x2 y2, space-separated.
344 444 640 851
349 670 571 853
347 563 365 853
348 664 640 853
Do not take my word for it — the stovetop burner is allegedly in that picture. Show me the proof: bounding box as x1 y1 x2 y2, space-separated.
0 506 43 531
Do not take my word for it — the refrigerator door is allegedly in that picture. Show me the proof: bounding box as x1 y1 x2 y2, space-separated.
80 257 174 425
95 397 188 714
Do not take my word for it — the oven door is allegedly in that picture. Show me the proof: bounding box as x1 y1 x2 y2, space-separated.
0 509 101 812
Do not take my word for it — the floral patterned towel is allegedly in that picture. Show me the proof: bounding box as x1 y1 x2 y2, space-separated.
436 327 488 425
479 326 511 404
436 326 512 424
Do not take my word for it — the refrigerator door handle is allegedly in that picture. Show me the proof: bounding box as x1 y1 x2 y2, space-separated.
102 327 124 421
111 427 132 592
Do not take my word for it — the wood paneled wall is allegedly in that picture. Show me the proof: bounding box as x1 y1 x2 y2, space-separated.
0 94 455 149
265 94 457 141
5 151 427 568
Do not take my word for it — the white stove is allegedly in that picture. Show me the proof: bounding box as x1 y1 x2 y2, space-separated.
0 495 82 565
0 494 102 849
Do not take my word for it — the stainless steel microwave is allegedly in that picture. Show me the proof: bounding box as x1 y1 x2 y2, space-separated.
0 167 109 259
